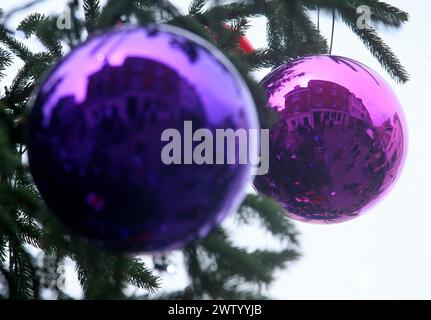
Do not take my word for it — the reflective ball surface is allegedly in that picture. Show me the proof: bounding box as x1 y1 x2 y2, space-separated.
254 55 407 224
28 25 258 252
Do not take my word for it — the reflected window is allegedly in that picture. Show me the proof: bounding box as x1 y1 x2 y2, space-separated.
127 97 138 118
131 75 142 90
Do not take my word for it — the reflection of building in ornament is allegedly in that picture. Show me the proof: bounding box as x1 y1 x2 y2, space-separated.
377 112 404 189
282 80 372 132
82 57 204 127
44 55 249 248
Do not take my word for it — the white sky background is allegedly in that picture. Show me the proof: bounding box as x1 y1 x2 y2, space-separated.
1 0 431 299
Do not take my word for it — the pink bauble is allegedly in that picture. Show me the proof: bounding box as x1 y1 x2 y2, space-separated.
254 55 408 224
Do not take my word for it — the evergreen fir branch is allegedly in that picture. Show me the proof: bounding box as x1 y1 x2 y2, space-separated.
0 264 18 298
84 0 101 33
230 16 251 33
6 52 53 104
244 48 277 70
0 234 7 265
158 283 266 299
0 205 40 299
10 65 33 95
219 22 245 51
0 29 33 62
17 13 63 57
300 0 409 82
0 48 13 79
189 0 207 16
0 83 34 109
239 194 300 244
71 248 116 297
168 14 214 43
16 217 41 248
0 128 20 176
11 243 40 299
70 243 160 297
16 13 45 35
202 228 274 284
201 1 266 22
4 185 43 248
266 8 283 53
337 7 409 83
359 0 408 26
123 258 161 293
98 0 138 28
303 0 408 27
181 225 299 298
291 6 328 54
132 1 156 25
250 248 300 272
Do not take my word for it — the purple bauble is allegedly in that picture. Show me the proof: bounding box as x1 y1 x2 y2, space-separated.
27 25 259 252
254 55 407 224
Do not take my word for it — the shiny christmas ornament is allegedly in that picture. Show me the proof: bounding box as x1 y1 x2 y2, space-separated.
254 55 407 224
213 23 255 54
239 34 254 54
28 25 259 252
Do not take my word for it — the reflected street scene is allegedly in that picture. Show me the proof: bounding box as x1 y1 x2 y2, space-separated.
254 55 407 223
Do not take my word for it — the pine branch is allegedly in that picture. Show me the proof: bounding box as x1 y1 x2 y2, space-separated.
84 0 101 33
0 205 40 299
0 128 20 176
0 48 13 79
123 258 161 293
239 194 299 244
337 7 409 82
201 228 282 284
16 13 45 34
304 0 408 27
10 65 34 94
0 235 7 265
302 0 409 82
70 242 160 298
0 29 33 62
98 0 140 28
189 0 207 16
17 13 63 57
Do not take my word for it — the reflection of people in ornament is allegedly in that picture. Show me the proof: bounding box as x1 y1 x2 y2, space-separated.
254 55 407 224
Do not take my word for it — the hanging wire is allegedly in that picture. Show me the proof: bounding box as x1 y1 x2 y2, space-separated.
329 8 335 54
317 6 320 31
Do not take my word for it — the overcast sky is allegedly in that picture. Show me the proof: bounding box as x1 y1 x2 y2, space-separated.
1 0 430 299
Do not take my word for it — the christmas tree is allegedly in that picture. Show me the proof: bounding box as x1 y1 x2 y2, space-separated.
0 0 408 299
